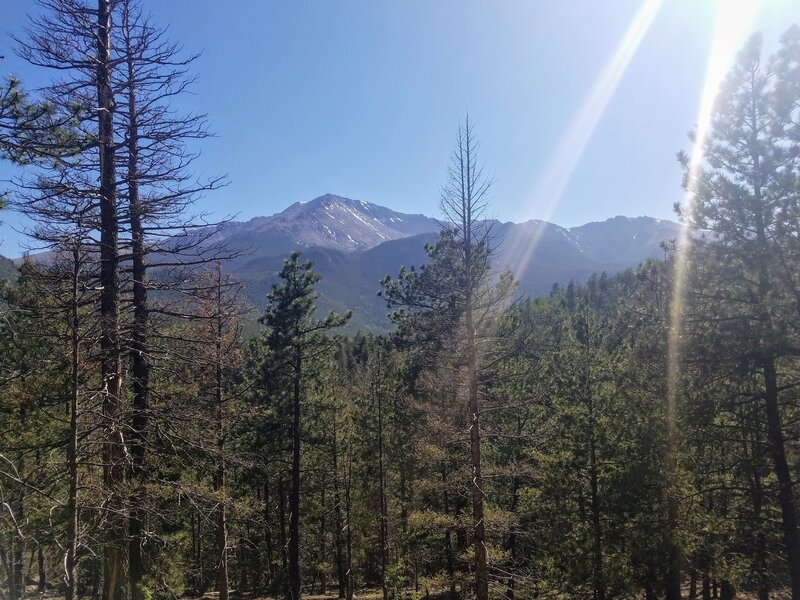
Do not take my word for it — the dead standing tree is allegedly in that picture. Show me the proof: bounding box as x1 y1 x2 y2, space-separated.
8 183 101 600
438 117 504 600
113 2 231 595
382 116 514 600
191 263 245 600
15 2 126 597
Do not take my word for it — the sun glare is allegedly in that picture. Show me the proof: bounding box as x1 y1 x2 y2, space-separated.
666 0 763 422
506 0 663 277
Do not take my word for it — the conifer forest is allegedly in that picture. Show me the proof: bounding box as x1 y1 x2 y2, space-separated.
2 2 800 600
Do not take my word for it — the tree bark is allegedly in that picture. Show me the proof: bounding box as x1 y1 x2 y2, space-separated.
319 485 327 595
123 9 151 596
345 448 354 600
586 353 606 600
664 350 682 600
65 245 80 600
505 474 520 600
443 480 456 600
279 477 288 589
264 477 276 588
37 546 46 592
744 407 769 600
467 303 488 600
214 270 229 600
96 2 125 599
763 356 800 599
460 128 488 600
376 364 389 600
720 580 735 600
289 346 303 600
333 417 346 599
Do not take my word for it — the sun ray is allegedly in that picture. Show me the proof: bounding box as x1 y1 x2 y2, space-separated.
505 0 663 278
666 0 763 426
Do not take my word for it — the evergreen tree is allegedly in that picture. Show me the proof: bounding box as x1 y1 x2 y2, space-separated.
256 252 350 600
678 28 800 598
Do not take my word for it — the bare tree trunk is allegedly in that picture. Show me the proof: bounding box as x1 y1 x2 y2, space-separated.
720 580 735 600
664 445 682 600
214 269 229 600
279 476 288 592
333 417 346 599
6 492 25 600
264 478 276 588
645 582 656 600
643 556 657 600
587 385 605 600
505 475 520 600
345 446 354 600
458 119 489 600
743 407 769 600
376 365 389 600
466 300 488 600
443 478 456 600
17 490 24 600
215 476 229 600
289 348 303 600
38 546 46 592
763 356 800 599
319 485 327 595
96 2 125 599
122 6 151 595
197 513 206 595
664 355 682 600
65 245 81 600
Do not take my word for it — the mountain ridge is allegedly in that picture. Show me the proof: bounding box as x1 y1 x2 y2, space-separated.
207 194 683 329
213 193 679 257
4 194 684 330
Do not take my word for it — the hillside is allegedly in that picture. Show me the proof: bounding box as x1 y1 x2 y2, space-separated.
211 195 683 329
4 195 683 329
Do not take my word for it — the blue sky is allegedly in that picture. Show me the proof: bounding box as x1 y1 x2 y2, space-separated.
1 0 799 254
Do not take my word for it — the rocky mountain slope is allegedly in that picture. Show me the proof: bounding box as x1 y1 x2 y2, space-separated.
213 193 440 255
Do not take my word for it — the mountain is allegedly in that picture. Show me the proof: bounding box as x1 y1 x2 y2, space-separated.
211 195 683 330
4 195 682 330
215 193 440 256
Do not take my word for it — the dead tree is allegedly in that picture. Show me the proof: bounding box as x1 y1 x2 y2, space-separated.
8 176 101 600
192 263 245 600
113 2 231 595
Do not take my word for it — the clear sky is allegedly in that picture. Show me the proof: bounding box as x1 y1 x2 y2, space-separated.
1 0 799 254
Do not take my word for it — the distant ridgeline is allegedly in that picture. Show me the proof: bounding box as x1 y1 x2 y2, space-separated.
5 194 683 329
203 194 683 329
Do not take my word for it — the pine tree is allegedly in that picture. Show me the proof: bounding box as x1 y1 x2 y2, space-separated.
678 29 800 598
382 117 514 600
256 252 350 600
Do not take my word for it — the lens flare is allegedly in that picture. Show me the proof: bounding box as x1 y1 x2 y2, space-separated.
666 0 762 421
506 0 663 277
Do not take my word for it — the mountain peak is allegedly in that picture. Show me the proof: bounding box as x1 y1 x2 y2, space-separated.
280 194 375 219
232 194 441 253
313 192 354 203
203 199 683 330
216 195 681 268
